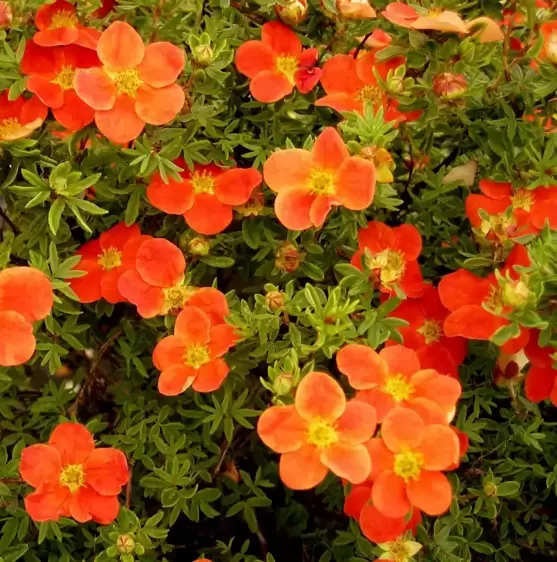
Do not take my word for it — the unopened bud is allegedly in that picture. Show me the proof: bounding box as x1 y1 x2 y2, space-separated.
361 147 395 183
193 44 214 66
275 0 308 26
432 72 467 100
265 290 285 311
188 236 211 256
502 280 532 309
0 2 12 28
116 535 135 554
235 188 265 216
273 372 293 395
483 482 498 497
275 242 302 273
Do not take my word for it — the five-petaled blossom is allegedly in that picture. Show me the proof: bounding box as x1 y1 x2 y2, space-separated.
383 3 503 42
146 159 262 235
69 222 142 304
438 244 532 353
337 344 461 422
33 0 101 49
0 267 54 366
153 305 237 395
263 127 376 230
74 21 185 143
466 179 557 242
257 371 377 490
117 236 229 322
235 21 322 103
351 220 425 297
19 422 129 523
0 91 47 142
367 407 459 517
21 42 99 131
386 285 467 378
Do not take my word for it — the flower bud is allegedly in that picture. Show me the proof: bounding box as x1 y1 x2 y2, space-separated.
0 2 12 28
193 44 214 66
222 460 241 483
235 188 265 216
502 280 532 309
432 73 467 100
275 242 302 273
188 236 211 256
116 535 135 554
265 290 285 311
361 147 395 183
275 0 308 26
273 372 293 395
483 481 498 497
545 31 557 63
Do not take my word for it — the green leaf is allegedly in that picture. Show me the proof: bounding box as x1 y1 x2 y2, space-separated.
496 481 520 497
125 190 141 226
48 199 65 235
200 255 235 268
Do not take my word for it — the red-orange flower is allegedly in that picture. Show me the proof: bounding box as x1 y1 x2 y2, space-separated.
466 179 557 242
146 159 262 235
0 91 47 142
524 333 557 405
344 482 422 543
263 127 376 230
540 21 557 64
117 237 229 322
383 3 503 42
438 244 532 353
386 285 467 378
258 371 376 489
74 21 185 143
235 21 321 103
337 343 461 422
153 306 237 394
33 0 101 49
0 267 53 366
20 422 129 524
316 52 419 123
367 407 459 517
21 43 99 131
350 220 425 297
69 222 142 304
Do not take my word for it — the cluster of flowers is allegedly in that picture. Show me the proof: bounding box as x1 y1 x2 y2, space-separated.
258 343 464 543
1 0 184 144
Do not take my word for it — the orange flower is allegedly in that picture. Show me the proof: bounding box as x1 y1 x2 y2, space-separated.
337 0 376 19
344 482 421 543
117 237 229 322
382 3 503 42
337 343 461 422
263 127 376 230
74 21 185 143
257 371 376 489
0 267 53 366
33 0 101 49
386 285 467 378
19 422 129 524
438 244 532 353
315 52 419 123
153 306 237 394
540 21 557 64
367 407 459 517
235 21 321 103
524 333 557 405
466 179 557 242
0 91 47 142
69 222 142 304
146 159 262 235
20 43 99 131
350 221 425 297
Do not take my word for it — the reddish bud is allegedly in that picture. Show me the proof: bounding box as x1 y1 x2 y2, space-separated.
265 290 285 311
275 242 302 273
275 0 308 26
0 2 12 28
432 73 467 100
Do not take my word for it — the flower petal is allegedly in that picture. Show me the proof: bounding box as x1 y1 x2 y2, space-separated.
320 442 371 483
356 387 397 423
74 67 117 111
344 484 372 519
95 94 145 143
438 269 492 310
406 471 452 515
27 77 63 108
382 407 425 453
372 470 411 517
136 237 185 287
250 70 293 103
257 405 307 453
53 89 96 131
49 422 95 465
191 359 229 392
137 42 185 87
84 448 129 495
152 335 187 371
336 156 376 210
393 224 422 261
366 437 395 481
279 445 328 490
97 21 144 70
379 345 420 378
263 148 312 193
20 444 62 488
444 305 507 339
525 366 556 402
336 400 377 444
188 287 230 325
72 485 120 524
69 259 103 304
295 371 346 422
274 186 315 230
147 175 194 214
208 324 237 357
184 193 233 235
158 364 196 396
135 83 184 125
360 502 408 543
309 195 340 228
337 343 388 389
24 485 70 522
215 168 262 205
118 270 164 318
311 127 349 171
415 425 460 470
235 40 275 78
411 369 462 414
261 21 302 56
174 305 211 343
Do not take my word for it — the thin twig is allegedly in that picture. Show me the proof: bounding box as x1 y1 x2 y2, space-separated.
502 0 518 82
125 467 132 509
353 31 373 59
0 207 20 235
0 478 23 484
213 437 233 477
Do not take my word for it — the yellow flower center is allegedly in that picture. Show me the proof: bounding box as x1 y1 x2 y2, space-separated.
356 84 383 105
480 212 516 240
97 247 122 270
184 344 211 369
366 249 406 285
427 6 444 17
110 69 143 97
484 285 504 313
52 66 76 90
276 55 299 84
50 10 78 28
510 188 534 211
308 168 336 196
162 285 193 314
417 319 442 344
0 117 21 140
393 450 424 482
386 539 412 562
307 419 338 448
59 463 85 493
383 373 414 402
191 171 216 194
